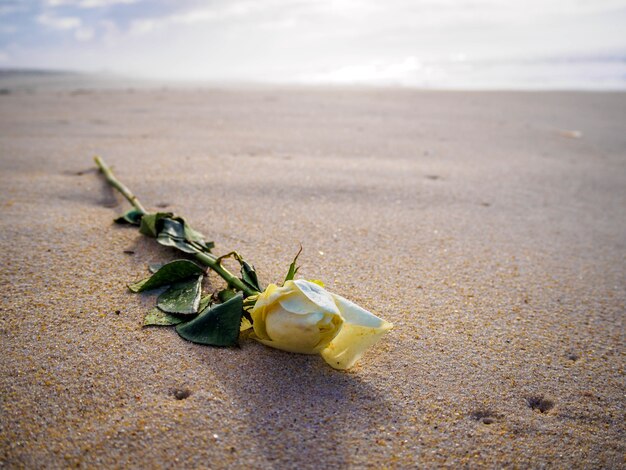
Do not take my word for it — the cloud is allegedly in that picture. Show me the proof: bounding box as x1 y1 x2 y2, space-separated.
259 17 297 30
74 27 95 41
37 13 82 30
129 2 257 35
129 18 156 35
46 0 140 8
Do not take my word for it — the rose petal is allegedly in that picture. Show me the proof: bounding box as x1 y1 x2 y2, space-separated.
293 280 339 315
250 308 341 355
278 293 324 315
321 294 393 370
252 283 285 312
264 307 327 352
250 336 323 355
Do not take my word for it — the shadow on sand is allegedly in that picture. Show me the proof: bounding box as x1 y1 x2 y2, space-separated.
201 344 400 467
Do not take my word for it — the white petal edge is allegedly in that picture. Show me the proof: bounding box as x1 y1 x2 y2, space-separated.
320 294 393 370
293 280 340 315
279 293 327 315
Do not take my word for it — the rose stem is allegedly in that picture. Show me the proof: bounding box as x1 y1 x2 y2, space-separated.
94 156 147 215
94 156 257 297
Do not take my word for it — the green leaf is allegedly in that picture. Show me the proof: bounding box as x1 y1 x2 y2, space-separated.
182 223 215 252
183 223 204 242
176 294 243 347
143 307 185 326
283 246 303 284
114 208 143 225
157 233 199 253
139 212 172 238
240 260 262 293
157 275 203 314
138 212 214 254
160 217 186 239
128 259 204 293
155 217 215 254
156 218 198 253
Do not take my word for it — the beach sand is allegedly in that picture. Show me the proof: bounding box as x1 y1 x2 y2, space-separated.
1 83 624 468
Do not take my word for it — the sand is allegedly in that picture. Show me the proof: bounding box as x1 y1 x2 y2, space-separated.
1 82 624 468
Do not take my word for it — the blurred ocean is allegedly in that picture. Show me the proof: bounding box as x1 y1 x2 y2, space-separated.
2 54 625 91
296 54 626 90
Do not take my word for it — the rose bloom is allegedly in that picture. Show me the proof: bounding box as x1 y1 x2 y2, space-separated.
247 280 393 369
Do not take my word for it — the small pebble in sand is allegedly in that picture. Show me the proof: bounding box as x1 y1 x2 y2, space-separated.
470 410 498 425
173 389 191 400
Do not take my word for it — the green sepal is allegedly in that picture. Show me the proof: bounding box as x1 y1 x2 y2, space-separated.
218 289 237 303
240 260 263 293
198 295 212 312
157 275 203 314
143 307 186 326
114 208 144 225
128 259 204 293
139 212 173 238
283 246 303 284
175 294 243 347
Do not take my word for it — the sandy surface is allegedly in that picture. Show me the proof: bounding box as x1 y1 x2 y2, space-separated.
1 84 625 468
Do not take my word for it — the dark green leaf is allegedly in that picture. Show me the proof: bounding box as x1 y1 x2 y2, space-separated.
157 275 203 314
139 212 172 238
128 259 204 293
176 294 243 347
182 222 214 251
183 223 204 241
157 232 198 253
167 216 214 253
143 308 185 326
159 218 215 253
160 217 185 239
114 208 144 225
240 260 262 292
156 218 198 253
138 213 214 254
283 246 303 284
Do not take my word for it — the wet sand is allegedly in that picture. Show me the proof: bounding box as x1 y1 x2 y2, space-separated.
1 84 625 468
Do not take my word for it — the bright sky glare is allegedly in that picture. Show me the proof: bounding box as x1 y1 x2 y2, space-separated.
1 0 626 88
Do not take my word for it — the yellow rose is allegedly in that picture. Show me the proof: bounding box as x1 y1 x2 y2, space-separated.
248 279 393 370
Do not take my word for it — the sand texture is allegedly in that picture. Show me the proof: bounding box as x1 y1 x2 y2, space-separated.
1 85 625 468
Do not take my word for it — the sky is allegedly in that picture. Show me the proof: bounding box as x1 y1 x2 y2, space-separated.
1 0 626 88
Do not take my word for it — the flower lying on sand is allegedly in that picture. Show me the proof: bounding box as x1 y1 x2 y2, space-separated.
248 280 393 370
95 156 393 370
